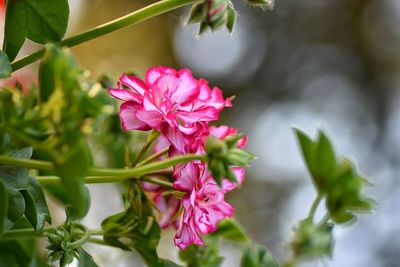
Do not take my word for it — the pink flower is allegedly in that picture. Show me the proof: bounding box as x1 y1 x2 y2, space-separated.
109 66 231 152
173 162 238 249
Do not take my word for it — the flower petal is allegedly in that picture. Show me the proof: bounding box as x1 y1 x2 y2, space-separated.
109 89 142 103
120 74 147 95
119 102 151 131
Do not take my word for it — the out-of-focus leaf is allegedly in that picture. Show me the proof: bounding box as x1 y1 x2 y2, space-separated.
21 176 51 231
0 179 8 236
0 51 11 78
0 239 48 267
326 160 375 224
38 45 78 102
316 132 336 185
102 182 168 267
210 218 249 242
240 244 278 267
78 249 99 267
179 237 223 267
289 220 334 260
3 0 69 60
55 141 92 220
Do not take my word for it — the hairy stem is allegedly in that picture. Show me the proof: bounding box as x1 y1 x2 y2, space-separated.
0 154 204 183
10 0 195 71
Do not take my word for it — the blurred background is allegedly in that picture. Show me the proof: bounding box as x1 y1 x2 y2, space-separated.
8 0 400 266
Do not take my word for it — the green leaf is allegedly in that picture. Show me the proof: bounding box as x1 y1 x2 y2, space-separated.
0 51 11 78
226 4 236 33
78 249 99 267
210 218 249 242
188 3 207 24
240 244 279 267
326 160 375 224
55 140 92 220
0 180 8 236
5 187 25 231
294 129 317 178
179 237 223 267
38 45 79 102
289 220 334 260
21 176 51 231
102 182 164 267
0 147 32 189
3 0 70 60
0 239 48 267
316 132 336 182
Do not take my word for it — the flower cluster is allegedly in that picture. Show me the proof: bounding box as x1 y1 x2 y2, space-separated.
109 66 247 249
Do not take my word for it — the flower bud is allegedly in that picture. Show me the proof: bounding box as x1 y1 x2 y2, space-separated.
246 0 274 9
188 0 237 34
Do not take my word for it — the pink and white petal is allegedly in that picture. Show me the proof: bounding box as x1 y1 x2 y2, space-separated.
174 163 198 192
145 66 177 86
164 127 187 153
159 197 181 229
152 74 179 105
108 89 142 103
170 69 200 104
119 74 147 95
135 109 164 130
120 102 151 131
176 107 219 123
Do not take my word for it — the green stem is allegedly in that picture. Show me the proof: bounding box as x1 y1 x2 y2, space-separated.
136 146 169 167
10 0 195 71
0 155 54 171
133 130 160 165
68 223 90 250
307 194 322 223
37 175 174 189
142 176 173 188
89 154 204 177
1 228 43 240
0 153 204 179
317 213 330 226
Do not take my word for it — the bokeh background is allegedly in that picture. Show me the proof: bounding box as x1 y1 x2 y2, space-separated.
8 0 400 266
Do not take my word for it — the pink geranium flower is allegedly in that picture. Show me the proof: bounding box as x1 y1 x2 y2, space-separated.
109 66 231 151
173 162 243 249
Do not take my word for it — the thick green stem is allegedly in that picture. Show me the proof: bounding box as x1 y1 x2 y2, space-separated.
1 153 204 184
1 228 43 240
0 155 54 171
10 0 195 71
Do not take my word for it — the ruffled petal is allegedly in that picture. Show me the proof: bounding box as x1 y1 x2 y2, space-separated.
135 109 164 130
119 102 150 131
108 89 142 103
119 74 147 95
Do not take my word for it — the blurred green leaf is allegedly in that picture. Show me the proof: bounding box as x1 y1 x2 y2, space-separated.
289 220 334 260
102 182 170 267
55 140 92 220
0 180 8 236
179 237 223 267
78 249 99 267
0 51 11 78
316 132 336 182
0 239 48 267
210 218 249 242
326 160 375 224
3 0 69 61
38 45 79 102
21 176 51 231
240 244 278 267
